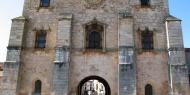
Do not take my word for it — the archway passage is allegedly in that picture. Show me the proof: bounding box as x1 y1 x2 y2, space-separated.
78 76 111 95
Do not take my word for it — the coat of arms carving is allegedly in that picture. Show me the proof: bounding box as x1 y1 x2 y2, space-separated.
84 0 104 9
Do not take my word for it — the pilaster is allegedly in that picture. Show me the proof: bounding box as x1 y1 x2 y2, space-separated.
118 13 136 95
1 16 26 95
52 13 72 95
165 15 189 95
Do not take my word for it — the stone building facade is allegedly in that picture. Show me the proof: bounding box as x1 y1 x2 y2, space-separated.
185 48 190 86
0 0 189 95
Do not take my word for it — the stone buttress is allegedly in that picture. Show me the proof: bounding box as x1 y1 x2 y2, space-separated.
52 13 72 95
165 15 189 95
118 13 136 95
1 17 26 95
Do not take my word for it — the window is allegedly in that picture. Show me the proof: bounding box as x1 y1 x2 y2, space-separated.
34 80 42 95
145 84 153 95
35 31 47 49
85 22 103 49
141 29 153 50
40 0 50 7
88 31 101 49
141 0 150 6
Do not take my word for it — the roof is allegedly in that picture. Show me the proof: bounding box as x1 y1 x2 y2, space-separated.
165 15 181 21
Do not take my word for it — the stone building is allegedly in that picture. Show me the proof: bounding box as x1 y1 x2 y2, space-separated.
0 63 3 82
0 62 4 94
0 0 189 95
185 48 190 86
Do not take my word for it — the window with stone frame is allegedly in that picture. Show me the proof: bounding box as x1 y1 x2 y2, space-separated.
141 29 153 50
34 80 42 95
140 0 150 6
145 84 153 95
85 21 103 49
35 31 47 49
40 0 50 7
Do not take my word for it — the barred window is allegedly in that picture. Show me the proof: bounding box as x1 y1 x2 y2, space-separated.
141 29 153 50
40 0 50 7
145 84 153 95
35 31 47 49
34 80 42 95
141 0 150 6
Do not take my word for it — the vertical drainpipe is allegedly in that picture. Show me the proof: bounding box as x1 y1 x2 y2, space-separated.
165 21 173 95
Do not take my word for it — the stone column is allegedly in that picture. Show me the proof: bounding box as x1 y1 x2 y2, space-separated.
52 13 72 95
1 16 26 95
118 13 136 95
165 15 189 95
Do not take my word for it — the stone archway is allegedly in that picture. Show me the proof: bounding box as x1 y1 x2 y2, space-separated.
78 76 111 95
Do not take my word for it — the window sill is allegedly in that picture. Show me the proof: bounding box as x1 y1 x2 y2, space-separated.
132 5 156 11
34 48 46 51
140 5 151 8
83 48 106 53
36 6 54 12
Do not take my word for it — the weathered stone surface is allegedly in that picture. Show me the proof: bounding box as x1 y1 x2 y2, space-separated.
1 62 20 95
185 48 190 74
0 0 189 95
8 17 26 47
52 63 69 95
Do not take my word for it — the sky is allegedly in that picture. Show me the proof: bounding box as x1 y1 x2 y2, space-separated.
0 0 189 62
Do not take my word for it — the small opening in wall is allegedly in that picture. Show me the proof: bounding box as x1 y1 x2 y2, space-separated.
140 0 150 7
34 80 42 95
145 84 153 95
40 0 50 7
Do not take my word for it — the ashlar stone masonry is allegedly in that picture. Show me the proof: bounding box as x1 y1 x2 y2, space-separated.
0 0 189 95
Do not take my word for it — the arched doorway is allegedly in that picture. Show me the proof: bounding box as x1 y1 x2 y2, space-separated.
78 76 111 95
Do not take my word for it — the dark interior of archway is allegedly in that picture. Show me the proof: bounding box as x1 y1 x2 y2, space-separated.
78 76 111 95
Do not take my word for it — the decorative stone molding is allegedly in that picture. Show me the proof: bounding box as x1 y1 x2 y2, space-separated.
32 24 51 31
118 11 133 19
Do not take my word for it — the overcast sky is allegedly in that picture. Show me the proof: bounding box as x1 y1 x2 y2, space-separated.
0 0 189 62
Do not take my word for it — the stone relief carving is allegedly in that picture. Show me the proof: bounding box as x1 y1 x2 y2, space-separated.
84 0 105 9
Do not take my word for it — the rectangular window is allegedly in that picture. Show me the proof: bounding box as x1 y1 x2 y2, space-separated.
141 30 153 50
141 0 150 6
35 31 47 49
85 22 103 49
40 0 50 7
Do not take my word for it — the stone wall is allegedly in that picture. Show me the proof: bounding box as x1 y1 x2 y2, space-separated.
1 0 189 95
0 16 25 95
21 0 171 95
165 16 189 95
0 63 3 93
185 48 190 74
185 48 190 88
